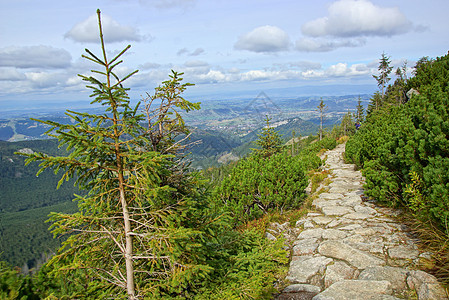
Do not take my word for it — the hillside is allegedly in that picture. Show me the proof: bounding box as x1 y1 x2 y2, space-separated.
0 140 81 270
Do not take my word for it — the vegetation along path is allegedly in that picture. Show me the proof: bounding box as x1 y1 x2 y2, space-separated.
278 143 448 300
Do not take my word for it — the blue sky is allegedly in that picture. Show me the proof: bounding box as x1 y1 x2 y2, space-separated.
1 0 448 109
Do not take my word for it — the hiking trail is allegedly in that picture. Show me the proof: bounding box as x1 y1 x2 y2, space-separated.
273 143 448 300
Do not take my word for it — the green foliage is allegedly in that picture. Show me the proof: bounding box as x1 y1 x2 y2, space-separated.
194 230 288 300
12 10 289 299
251 116 284 157
372 52 393 99
355 97 365 124
17 10 210 298
346 51 449 230
0 261 40 299
213 151 308 225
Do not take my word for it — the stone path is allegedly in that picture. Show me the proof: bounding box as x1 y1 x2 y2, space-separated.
276 143 448 300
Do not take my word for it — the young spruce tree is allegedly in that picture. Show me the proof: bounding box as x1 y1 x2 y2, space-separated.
20 10 208 299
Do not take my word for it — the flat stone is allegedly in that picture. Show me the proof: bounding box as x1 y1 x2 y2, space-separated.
304 220 315 229
307 212 322 217
338 224 362 231
293 238 320 256
287 255 333 283
407 270 449 300
339 197 363 207
326 219 341 228
388 245 419 260
298 228 325 239
283 284 321 293
328 186 347 193
324 261 357 288
349 241 384 254
322 206 354 216
312 280 396 300
312 216 334 225
322 229 348 240
354 226 388 236
343 212 372 220
318 240 384 269
354 205 377 215
313 199 342 210
358 266 408 291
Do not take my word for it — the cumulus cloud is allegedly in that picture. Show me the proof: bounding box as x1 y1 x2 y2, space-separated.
0 46 72 69
234 25 291 53
295 37 366 52
301 62 372 78
65 14 145 43
0 67 27 81
302 0 412 38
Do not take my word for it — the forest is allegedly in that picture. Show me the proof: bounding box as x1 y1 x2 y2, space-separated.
1 10 448 299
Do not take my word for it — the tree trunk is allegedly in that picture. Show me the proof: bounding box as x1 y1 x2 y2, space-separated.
119 173 136 299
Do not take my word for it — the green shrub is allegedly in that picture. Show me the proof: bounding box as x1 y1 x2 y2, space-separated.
345 52 449 230
212 151 309 225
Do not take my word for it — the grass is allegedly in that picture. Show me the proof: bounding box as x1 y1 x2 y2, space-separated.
401 213 449 290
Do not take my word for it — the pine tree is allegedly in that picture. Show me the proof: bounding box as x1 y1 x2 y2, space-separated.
317 98 327 140
19 10 207 299
355 97 365 124
373 52 393 101
252 115 283 157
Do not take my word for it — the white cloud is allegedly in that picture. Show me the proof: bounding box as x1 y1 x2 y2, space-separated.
234 25 291 53
65 14 145 43
189 48 205 56
0 46 72 69
302 62 372 78
302 0 412 38
0 67 27 81
295 38 366 52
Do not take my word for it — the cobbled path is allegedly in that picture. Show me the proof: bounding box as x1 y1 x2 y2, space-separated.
277 143 448 300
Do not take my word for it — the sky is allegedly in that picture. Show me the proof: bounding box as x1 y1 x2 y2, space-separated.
1 0 448 111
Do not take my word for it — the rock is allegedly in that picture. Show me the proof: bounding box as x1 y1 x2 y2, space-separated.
322 229 348 240
304 220 315 229
354 205 377 215
343 212 372 220
358 266 408 291
324 261 357 288
283 284 321 293
312 280 395 300
293 238 320 256
407 270 449 300
312 216 334 225
298 228 325 239
318 240 384 269
321 206 354 216
338 224 362 231
387 245 419 260
287 255 333 283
